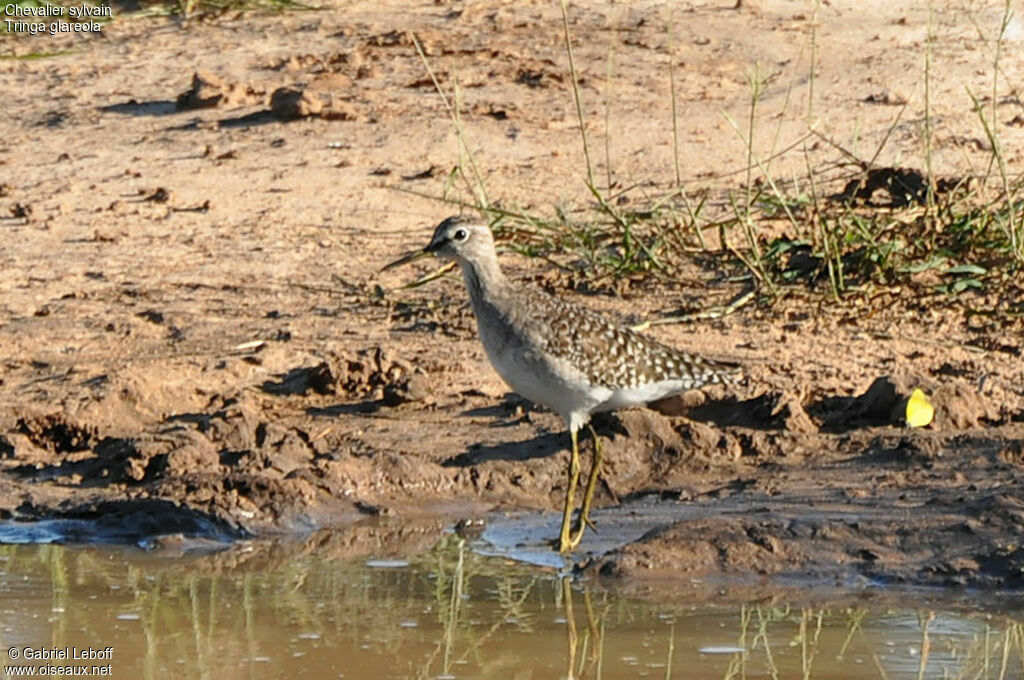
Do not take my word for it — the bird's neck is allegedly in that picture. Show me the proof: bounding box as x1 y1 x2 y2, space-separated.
458 254 509 308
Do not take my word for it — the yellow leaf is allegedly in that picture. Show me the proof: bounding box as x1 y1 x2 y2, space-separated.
905 388 934 428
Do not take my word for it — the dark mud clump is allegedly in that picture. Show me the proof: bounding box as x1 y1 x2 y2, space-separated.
586 490 1024 589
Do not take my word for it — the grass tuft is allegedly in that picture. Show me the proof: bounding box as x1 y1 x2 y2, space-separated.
399 2 1023 322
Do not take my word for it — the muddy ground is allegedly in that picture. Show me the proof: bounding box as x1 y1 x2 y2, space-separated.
1 0 1024 589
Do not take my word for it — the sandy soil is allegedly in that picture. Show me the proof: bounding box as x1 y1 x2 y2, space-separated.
1 0 1023 588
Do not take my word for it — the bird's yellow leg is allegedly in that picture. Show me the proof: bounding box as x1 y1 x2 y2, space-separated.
570 425 603 546
558 428 582 553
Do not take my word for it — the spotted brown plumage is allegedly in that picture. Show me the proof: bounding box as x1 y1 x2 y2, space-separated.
512 284 738 391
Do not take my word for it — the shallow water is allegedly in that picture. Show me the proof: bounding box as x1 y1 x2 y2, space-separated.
1 530 1023 680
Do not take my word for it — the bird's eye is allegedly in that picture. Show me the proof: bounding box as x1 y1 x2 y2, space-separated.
453 228 469 242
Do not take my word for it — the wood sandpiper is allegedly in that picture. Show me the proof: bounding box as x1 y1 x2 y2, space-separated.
383 215 740 553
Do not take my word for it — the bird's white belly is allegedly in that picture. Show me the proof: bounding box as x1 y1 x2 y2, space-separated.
483 343 610 423
593 379 688 412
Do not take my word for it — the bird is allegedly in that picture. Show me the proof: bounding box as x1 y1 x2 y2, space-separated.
382 215 740 553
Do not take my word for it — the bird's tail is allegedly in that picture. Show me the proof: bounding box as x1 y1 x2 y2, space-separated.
697 357 743 387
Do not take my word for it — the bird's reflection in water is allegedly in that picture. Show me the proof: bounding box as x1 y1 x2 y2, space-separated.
562 576 607 680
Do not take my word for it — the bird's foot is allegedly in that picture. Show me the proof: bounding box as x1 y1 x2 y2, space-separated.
567 514 596 548
558 531 584 553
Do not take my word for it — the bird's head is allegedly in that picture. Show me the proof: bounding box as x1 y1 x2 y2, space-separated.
381 215 495 271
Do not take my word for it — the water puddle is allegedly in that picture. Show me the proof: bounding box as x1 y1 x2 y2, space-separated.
473 495 687 569
2 528 1023 679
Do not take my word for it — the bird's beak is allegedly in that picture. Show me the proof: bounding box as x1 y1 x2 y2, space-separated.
380 247 431 272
